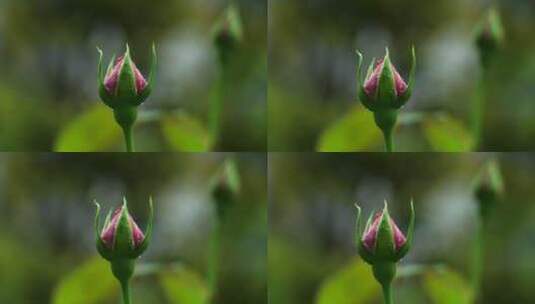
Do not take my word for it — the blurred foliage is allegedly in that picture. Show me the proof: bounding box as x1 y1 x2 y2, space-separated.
0 0 266 151
269 153 535 303
269 0 535 151
0 153 267 303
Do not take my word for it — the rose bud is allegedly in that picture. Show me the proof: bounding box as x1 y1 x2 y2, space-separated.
212 4 243 64
354 201 414 290
357 48 415 112
94 197 153 261
474 7 504 68
211 159 241 218
98 44 156 109
355 48 416 152
473 160 504 219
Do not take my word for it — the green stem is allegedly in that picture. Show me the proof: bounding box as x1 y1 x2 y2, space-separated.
472 215 485 302
120 280 132 304
383 130 394 152
210 66 226 147
113 107 138 153
122 127 135 153
472 69 487 150
207 217 220 300
381 284 394 304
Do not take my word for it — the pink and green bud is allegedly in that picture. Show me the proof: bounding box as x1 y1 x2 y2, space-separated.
97 44 156 109
94 197 153 261
211 159 241 218
355 200 414 265
474 8 504 68
212 4 243 64
474 160 504 218
357 47 415 112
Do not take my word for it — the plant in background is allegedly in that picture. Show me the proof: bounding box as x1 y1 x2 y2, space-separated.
472 8 504 149
356 47 416 152
207 159 241 301
472 160 504 300
210 4 243 146
94 198 154 304
355 201 415 304
97 45 157 152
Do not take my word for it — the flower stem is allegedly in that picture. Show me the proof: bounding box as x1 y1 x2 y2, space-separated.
113 107 138 153
383 130 394 152
472 68 488 150
381 284 394 304
472 214 486 302
210 65 227 148
207 217 220 300
122 127 135 153
120 280 132 304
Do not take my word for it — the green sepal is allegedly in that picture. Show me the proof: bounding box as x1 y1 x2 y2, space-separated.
94 200 113 261
112 198 135 258
116 45 139 105
110 258 135 285
130 197 154 258
397 46 416 107
135 43 157 106
377 49 398 110
358 57 379 112
212 4 243 64
97 48 115 108
374 202 396 262
394 200 415 260
355 204 375 265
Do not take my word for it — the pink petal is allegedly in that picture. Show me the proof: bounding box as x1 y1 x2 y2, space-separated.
129 215 145 247
100 207 123 248
363 59 384 97
103 55 125 94
391 65 408 96
362 211 383 251
131 62 148 94
390 219 407 250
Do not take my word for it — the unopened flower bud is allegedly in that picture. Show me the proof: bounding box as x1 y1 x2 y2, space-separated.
357 48 415 112
98 45 156 109
355 201 415 288
473 160 504 218
211 159 241 218
94 197 153 261
474 8 505 68
212 4 243 64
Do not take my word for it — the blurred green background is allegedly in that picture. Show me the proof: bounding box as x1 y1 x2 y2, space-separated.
0 153 267 303
269 0 535 151
269 153 535 303
0 0 266 151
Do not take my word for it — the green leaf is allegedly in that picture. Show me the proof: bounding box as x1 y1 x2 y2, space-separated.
423 267 474 304
423 115 474 152
52 256 116 304
54 103 121 152
316 105 382 152
160 265 210 304
315 258 380 304
161 111 213 152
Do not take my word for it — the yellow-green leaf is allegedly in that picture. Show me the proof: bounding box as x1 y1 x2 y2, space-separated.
423 267 474 304
423 115 474 152
160 266 210 304
161 112 213 152
316 258 380 304
316 105 382 152
52 256 116 304
54 103 121 152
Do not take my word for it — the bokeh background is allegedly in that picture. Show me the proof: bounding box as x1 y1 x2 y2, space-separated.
0 153 267 303
269 153 535 303
0 0 266 151
269 0 535 151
